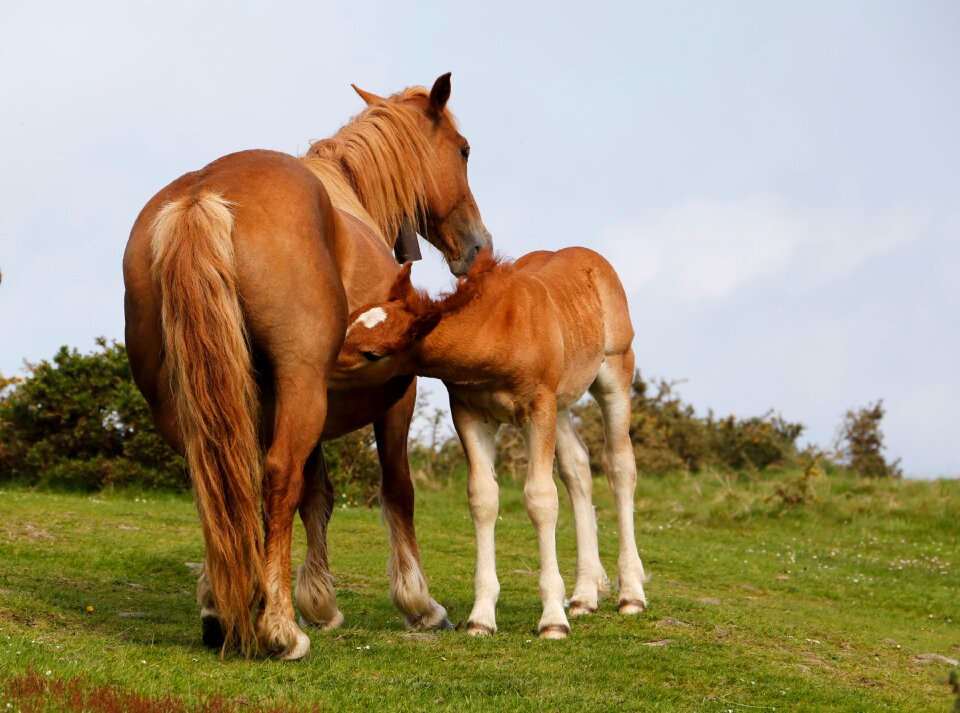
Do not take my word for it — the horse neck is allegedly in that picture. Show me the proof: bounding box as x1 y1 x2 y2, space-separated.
412 297 498 382
300 105 428 250
298 157 386 243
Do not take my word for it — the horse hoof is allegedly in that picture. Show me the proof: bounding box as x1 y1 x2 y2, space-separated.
279 630 312 661
201 615 225 650
466 622 495 637
567 601 597 618
432 617 454 631
619 599 647 615
538 624 570 640
298 609 344 631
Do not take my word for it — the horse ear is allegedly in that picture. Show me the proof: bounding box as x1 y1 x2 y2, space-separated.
387 263 415 302
352 83 384 106
429 72 452 115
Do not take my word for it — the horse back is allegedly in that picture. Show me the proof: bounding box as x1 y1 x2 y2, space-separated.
516 247 634 357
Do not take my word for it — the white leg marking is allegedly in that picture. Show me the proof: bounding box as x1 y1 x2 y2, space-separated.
452 405 501 635
556 410 609 616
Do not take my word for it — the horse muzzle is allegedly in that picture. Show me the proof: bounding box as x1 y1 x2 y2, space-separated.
449 226 493 276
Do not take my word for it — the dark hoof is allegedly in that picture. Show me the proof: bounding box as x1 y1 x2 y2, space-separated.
465 621 495 637
201 615 225 650
619 599 647 615
433 617 454 631
539 624 570 640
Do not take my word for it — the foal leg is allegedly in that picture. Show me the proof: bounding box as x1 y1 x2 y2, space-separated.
522 401 570 639
451 402 501 636
590 351 647 614
256 375 328 660
555 409 609 616
375 382 451 630
295 446 344 631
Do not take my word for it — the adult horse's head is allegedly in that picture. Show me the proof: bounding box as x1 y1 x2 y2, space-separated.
352 73 492 275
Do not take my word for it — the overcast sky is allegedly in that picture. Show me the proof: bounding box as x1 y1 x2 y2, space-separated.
1 1 957 477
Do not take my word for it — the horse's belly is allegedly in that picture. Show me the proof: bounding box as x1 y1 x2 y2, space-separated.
321 377 414 439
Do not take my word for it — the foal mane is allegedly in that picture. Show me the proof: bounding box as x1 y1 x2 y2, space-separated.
433 250 512 316
303 87 452 244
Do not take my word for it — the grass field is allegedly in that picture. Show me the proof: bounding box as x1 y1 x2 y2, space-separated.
1 470 958 711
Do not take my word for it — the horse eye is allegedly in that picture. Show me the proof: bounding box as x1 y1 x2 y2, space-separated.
361 350 384 362
461 146 470 161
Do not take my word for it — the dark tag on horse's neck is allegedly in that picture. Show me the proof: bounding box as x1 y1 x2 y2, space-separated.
394 221 422 263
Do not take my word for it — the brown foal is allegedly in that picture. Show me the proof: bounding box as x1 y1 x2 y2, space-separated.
331 248 648 638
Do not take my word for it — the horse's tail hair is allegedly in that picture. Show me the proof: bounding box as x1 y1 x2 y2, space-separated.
149 192 264 657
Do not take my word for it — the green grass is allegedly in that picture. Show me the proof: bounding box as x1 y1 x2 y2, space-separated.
1 471 958 711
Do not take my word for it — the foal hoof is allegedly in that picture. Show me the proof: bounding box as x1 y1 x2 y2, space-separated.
298 608 344 631
538 624 570 640
618 599 647 615
465 622 495 637
278 630 312 661
201 615 225 650
567 601 597 618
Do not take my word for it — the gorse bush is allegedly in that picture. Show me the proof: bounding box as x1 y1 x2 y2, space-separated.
569 373 805 476
0 340 393 500
0 342 902 495
836 400 902 479
0 338 186 490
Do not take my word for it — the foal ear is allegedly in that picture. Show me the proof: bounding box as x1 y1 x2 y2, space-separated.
352 83 384 106
387 262 415 302
429 72 452 115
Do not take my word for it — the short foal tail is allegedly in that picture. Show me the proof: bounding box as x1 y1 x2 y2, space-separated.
150 193 265 657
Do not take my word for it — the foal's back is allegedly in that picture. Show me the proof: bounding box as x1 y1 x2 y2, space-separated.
507 248 634 403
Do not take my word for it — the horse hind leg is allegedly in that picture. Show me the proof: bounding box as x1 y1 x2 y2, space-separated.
375 386 451 631
590 352 648 614
197 564 226 649
256 374 330 660
295 446 344 631
521 401 570 639
555 409 609 617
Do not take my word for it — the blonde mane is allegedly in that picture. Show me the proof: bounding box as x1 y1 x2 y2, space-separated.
302 87 452 243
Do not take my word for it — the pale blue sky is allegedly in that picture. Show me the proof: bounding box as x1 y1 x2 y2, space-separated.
1 1 957 477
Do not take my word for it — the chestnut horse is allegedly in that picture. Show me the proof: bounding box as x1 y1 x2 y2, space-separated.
123 74 491 659
331 248 648 638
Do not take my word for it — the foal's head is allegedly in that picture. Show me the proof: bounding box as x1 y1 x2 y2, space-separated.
354 73 493 275
331 251 504 389
331 263 441 389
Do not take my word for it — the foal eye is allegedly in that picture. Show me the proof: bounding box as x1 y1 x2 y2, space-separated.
361 350 384 362
461 146 470 161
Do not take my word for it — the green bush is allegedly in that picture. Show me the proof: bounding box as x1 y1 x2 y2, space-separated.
0 339 186 490
836 400 902 479
571 372 805 476
0 340 390 501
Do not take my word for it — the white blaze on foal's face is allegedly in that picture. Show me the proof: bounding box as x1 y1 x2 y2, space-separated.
349 307 388 333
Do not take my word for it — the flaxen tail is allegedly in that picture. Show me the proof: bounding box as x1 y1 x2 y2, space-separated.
150 193 264 656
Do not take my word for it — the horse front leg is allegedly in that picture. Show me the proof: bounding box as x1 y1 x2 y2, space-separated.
295 446 344 631
451 401 501 636
522 399 570 638
375 379 451 630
